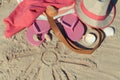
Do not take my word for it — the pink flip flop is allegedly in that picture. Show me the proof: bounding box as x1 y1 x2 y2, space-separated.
60 14 85 41
26 20 50 46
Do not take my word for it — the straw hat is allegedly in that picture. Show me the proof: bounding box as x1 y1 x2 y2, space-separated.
75 0 116 28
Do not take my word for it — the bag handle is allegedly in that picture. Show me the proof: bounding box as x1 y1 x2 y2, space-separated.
45 6 105 54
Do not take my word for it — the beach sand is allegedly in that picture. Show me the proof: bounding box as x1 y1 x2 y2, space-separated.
0 0 120 80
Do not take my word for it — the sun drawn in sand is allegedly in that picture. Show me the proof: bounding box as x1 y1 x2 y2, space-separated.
12 41 97 80
15 49 118 80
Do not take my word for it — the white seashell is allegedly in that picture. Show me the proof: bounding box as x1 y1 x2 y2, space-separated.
103 27 115 36
44 34 51 42
33 34 39 41
83 33 96 45
17 0 23 3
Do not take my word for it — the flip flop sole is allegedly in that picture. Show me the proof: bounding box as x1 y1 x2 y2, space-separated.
60 14 85 41
26 20 50 46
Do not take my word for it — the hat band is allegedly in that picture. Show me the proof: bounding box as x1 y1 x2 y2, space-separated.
80 0 107 20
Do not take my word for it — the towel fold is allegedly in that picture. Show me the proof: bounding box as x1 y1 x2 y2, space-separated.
4 0 74 38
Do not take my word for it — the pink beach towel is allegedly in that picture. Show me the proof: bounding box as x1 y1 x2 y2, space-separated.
4 0 74 38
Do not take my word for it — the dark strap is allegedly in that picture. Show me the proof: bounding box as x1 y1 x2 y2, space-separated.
46 13 105 54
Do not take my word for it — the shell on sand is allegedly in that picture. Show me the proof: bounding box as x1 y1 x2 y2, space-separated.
16 0 23 3
103 27 115 36
33 34 40 41
44 34 51 42
32 33 51 42
82 33 96 45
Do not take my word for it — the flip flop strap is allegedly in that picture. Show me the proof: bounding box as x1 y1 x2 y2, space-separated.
46 13 105 54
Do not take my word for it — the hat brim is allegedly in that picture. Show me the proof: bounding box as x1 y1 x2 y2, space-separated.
75 0 116 28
